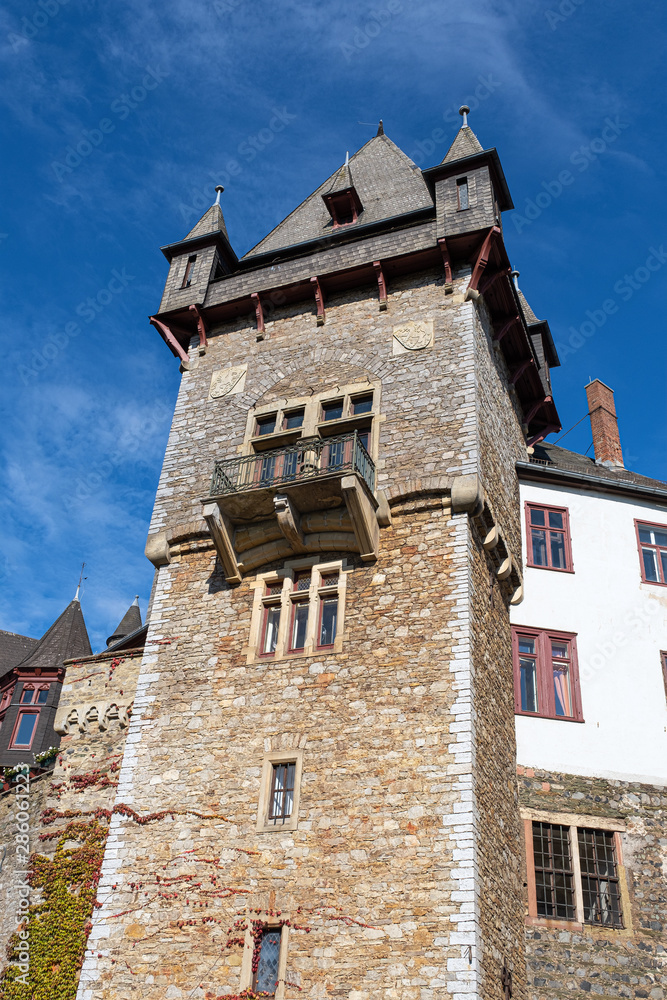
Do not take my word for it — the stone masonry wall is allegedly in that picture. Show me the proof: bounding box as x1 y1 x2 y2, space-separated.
518 766 667 1000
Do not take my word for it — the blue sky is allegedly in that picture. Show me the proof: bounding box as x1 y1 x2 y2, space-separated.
1 0 665 650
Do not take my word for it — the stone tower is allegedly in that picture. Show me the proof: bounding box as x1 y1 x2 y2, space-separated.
78 116 560 1000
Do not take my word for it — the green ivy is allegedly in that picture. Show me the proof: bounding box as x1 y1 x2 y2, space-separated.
0 819 107 1000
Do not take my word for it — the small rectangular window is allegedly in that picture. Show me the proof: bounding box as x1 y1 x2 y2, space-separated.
256 414 277 436
636 520 667 585
578 828 623 927
261 600 281 657
20 687 34 704
268 762 296 824
533 822 575 920
322 399 344 421
526 503 573 571
318 597 338 647
512 626 582 721
290 603 309 650
351 394 373 415
457 177 469 210
36 688 49 705
253 927 282 994
181 255 197 288
11 712 38 748
283 409 304 430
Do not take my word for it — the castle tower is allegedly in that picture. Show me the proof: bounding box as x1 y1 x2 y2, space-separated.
78 115 560 999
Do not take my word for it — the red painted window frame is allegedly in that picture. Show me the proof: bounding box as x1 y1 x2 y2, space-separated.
10 709 40 749
661 652 667 701
635 519 667 587
512 625 583 722
525 502 574 573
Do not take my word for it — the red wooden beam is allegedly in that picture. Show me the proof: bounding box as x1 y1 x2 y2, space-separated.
251 292 265 339
468 226 502 292
524 395 552 425
493 315 520 342
149 316 190 367
310 276 325 326
437 238 453 293
189 303 208 354
509 358 534 385
372 261 388 310
527 424 560 447
479 266 511 296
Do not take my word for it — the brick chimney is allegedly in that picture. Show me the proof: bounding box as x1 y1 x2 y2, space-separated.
585 379 624 468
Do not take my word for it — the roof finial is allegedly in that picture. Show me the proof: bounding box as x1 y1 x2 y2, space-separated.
75 562 87 602
511 269 520 290
214 184 224 206
132 595 140 606
459 104 470 127
345 151 349 167
377 119 384 136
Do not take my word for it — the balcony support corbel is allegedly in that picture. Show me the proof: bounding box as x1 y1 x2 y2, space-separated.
524 395 552 425
273 494 306 553
202 502 242 584
341 475 378 562
188 304 208 355
310 276 325 326
251 292 265 340
437 238 454 293
373 261 388 310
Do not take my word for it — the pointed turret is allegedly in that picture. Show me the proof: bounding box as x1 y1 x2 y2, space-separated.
442 124 484 163
15 598 91 672
106 596 143 648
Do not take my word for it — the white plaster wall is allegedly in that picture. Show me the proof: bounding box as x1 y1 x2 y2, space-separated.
511 480 667 785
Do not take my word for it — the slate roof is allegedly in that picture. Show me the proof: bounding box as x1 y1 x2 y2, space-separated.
185 203 229 242
517 288 539 325
14 599 91 673
442 125 484 164
243 133 434 259
524 442 667 496
0 631 38 676
107 597 142 648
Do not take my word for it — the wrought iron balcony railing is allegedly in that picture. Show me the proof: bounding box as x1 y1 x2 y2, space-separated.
209 431 375 498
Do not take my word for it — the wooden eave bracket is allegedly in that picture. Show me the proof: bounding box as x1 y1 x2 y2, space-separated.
273 494 306 553
509 358 534 385
310 276 325 326
341 475 379 561
149 316 190 369
493 315 520 342
189 304 208 355
524 395 552 425
527 423 560 447
467 225 502 295
479 266 511 297
372 261 388 310
202 501 242 585
437 238 454 293
251 292 265 340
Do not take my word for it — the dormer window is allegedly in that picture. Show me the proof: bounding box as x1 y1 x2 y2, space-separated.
322 157 363 229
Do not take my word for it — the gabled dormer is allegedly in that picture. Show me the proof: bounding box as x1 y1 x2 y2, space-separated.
321 154 363 228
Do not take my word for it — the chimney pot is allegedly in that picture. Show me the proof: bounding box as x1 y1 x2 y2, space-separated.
585 379 624 468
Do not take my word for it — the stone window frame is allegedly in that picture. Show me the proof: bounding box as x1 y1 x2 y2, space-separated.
512 625 583 722
242 379 381 461
256 749 304 833
521 808 632 934
239 911 290 999
247 557 348 664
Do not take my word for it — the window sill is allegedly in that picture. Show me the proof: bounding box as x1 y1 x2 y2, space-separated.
250 429 303 452
526 563 575 574
257 820 298 834
317 414 374 437
515 710 584 723
640 577 667 587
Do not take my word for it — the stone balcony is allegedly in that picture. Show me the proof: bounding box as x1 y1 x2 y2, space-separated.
202 432 379 583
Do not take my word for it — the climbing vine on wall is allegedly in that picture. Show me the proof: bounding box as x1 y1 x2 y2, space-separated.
0 818 107 1000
